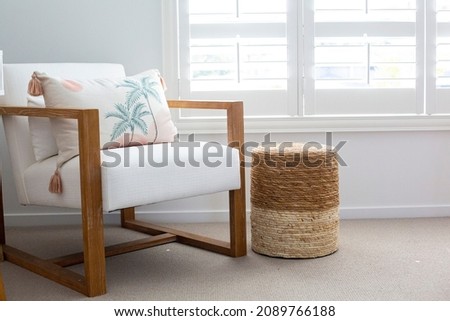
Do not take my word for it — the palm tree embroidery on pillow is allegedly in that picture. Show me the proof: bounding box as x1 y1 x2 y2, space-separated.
105 76 161 146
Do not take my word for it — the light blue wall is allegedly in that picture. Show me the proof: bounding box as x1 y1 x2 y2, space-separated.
0 0 162 74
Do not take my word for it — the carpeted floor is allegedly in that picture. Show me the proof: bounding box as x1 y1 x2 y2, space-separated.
1 217 450 301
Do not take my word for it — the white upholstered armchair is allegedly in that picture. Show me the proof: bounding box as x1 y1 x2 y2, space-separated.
0 63 246 297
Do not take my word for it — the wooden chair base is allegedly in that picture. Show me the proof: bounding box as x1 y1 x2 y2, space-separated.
0 246 6 300
1 203 246 297
0 271 6 301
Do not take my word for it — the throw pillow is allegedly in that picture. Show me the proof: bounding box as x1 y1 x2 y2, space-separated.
35 69 178 193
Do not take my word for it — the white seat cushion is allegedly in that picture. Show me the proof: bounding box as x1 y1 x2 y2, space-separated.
23 142 241 212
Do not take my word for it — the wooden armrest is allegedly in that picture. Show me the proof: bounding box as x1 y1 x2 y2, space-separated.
167 100 244 149
0 106 97 120
167 99 242 110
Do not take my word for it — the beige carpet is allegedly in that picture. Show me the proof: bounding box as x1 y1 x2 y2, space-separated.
1 217 450 301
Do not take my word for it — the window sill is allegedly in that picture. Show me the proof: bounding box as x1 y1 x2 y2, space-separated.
174 114 450 135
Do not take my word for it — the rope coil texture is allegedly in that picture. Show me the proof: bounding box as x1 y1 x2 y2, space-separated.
251 144 339 258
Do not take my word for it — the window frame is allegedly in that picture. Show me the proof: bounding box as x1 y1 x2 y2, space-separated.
162 0 450 133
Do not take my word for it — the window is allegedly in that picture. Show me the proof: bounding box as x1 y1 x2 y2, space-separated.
177 0 294 118
187 0 287 92
164 0 450 129
305 0 421 115
435 0 450 113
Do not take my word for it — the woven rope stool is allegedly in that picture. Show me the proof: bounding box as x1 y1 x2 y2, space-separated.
251 143 339 258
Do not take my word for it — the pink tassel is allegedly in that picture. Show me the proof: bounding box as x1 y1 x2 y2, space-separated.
48 169 63 194
28 72 43 96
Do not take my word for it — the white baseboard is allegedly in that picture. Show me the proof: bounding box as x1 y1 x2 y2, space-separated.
340 205 450 220
4 205 450 227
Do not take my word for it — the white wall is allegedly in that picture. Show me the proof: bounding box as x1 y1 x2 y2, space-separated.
0 0 162 74
1 0 450 225
166 130 450 221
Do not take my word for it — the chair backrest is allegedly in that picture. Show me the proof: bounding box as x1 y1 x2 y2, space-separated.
0 63 126 204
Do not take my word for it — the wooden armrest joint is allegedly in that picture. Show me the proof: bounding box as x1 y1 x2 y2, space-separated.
166 100 244 148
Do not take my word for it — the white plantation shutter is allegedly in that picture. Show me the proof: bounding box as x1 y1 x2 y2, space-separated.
170 0 450 122
304 0 421 115
435 0 450 113
178 0 297 117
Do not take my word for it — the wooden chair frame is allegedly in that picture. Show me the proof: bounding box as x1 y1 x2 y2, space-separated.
0 100 246 297
0 269 5 300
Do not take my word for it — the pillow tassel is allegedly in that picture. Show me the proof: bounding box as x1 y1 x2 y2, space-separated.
28 72 44 96
160 76 168 91
48 168 63 194
157 71 168 91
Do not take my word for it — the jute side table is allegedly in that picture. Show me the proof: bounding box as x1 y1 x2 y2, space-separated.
250 144 340 258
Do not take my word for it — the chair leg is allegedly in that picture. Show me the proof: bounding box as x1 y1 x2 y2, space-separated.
0 170 5 254
78 109 107 297
121 207 136 227
0 185 5 299
0 268 6 301
229 187 247 257
228 143 247 257
79 186 107 297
